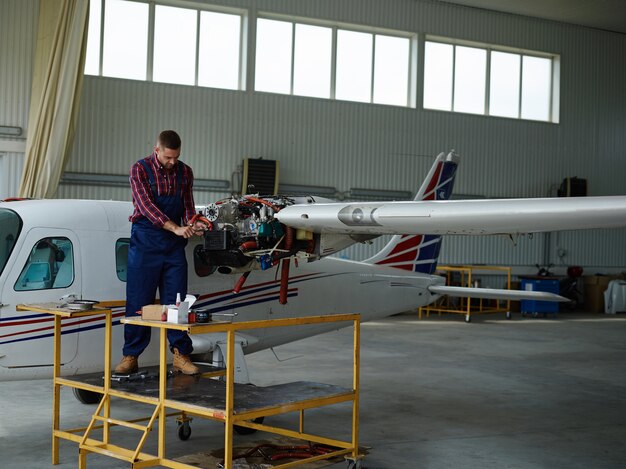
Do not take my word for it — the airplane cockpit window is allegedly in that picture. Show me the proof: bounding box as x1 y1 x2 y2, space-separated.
194 244 216 277
0 209 22 278
115 239 130 282
14 237 74 291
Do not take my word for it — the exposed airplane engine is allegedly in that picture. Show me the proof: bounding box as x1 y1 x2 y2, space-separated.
198 195 319 274
196 194 380 303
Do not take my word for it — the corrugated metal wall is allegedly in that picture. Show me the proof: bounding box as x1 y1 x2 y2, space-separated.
3 0 626 271
0 0 37 199
0 153 25 199
0 0 36 127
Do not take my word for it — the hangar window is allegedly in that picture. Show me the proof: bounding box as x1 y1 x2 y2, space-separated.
153 5 197 86
102 0 149 80
14 238 74 291
423 38 559 123
335 30 373 102
85 0 244 91
198 11 242 90
255 16 414 107
255 20 333 98
255 19 294 95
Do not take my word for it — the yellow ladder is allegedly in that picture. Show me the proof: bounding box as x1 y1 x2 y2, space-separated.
78 393 161 468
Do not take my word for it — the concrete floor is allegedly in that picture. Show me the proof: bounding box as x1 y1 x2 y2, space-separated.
1 311 626 468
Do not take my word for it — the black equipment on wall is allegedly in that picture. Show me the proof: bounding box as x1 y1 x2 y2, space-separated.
242 158 279 195
557 177 587 197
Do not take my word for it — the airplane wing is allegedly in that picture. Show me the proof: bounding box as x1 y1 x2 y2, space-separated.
428 285 568 302
275 196 626 235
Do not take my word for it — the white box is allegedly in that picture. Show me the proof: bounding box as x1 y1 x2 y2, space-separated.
167 301 189 324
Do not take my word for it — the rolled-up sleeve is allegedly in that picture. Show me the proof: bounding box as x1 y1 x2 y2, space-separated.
130 162 169 227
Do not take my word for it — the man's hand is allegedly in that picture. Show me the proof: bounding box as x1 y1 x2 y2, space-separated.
163 220 195 238
191 220 209 236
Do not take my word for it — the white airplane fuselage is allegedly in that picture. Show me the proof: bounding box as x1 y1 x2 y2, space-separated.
0 199 442 381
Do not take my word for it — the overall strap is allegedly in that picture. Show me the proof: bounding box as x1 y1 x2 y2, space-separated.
175 162 184 197
138 159 157 197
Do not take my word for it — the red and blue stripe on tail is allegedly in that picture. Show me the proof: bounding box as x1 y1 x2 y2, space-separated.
364 151 460 274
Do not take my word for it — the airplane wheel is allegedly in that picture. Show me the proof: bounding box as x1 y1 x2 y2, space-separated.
73 388 101 404
177 421 192 441
234 417 264 435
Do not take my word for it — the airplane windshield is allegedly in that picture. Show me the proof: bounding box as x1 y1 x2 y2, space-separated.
0 209 22 278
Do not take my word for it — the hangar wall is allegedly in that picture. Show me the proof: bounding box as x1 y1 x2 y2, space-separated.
2 0 625 272
0 0 35 200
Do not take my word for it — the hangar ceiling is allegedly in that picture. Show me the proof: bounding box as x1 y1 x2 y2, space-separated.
436 0 626 34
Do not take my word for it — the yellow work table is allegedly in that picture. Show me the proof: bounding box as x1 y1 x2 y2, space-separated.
17 305 362 469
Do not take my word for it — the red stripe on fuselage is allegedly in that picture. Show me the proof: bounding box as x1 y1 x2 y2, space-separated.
229 288 298 305
196 272 318 301
0 311 125 339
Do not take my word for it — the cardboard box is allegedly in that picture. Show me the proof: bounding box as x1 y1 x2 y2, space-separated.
141 304 166 321
583 275 623 313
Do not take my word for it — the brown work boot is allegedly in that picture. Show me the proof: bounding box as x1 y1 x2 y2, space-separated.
114 355 138 374
172 348 199 375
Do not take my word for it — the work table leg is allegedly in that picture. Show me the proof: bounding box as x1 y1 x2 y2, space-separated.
52 316 61 465
158 328 167 460
224 330 235 469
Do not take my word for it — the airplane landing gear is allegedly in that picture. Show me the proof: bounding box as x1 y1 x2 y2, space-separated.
73 388 101 404
234 416 265 435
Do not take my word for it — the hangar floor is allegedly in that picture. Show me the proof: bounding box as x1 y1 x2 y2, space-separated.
1 312 625 468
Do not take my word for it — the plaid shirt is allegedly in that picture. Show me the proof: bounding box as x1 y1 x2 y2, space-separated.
129 153 195 227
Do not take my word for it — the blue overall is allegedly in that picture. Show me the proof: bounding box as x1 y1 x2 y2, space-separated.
123 160 193 356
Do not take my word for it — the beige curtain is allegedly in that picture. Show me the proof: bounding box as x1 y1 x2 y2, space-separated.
19 0 89 198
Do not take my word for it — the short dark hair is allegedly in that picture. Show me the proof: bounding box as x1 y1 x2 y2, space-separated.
157 130 181 150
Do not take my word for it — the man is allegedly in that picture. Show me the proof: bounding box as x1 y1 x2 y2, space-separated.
114 130 205 375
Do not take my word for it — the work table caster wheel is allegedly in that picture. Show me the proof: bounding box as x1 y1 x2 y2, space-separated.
506 311 512 320
177 421 192 441
465 314 471 323
346 459 362 469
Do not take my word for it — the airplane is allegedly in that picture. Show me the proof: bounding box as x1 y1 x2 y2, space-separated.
2 151 626 406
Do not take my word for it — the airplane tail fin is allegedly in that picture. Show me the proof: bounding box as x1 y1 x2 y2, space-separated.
364 151 459 273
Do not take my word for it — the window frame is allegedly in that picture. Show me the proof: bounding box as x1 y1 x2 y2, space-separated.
13 237 75 292
255 12 417 108
423 35 559 123
0 209 23 279
115 238 130 282
86 0 247 91
84 2 562 120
